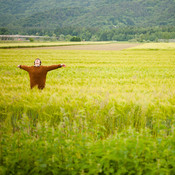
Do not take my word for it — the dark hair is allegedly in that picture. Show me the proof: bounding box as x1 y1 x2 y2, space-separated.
34 58 42 65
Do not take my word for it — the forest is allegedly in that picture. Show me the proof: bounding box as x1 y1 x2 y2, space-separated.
0 0 175 41
1 26 175 42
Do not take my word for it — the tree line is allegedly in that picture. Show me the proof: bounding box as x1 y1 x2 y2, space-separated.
1 26 175 42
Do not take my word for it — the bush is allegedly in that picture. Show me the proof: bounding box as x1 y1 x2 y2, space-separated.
29 38 34 42
70 36 81 42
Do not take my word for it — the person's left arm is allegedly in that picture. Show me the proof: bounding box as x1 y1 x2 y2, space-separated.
46 64 66 71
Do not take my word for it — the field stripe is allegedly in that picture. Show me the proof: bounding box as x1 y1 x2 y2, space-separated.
25 43 141 51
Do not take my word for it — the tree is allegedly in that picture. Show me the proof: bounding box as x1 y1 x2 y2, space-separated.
70 36 81 42
0 28 9 35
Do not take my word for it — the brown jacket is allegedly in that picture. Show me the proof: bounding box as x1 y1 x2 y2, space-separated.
20 65 62 89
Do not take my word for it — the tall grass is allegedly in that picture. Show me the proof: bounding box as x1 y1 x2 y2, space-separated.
0 44 175 174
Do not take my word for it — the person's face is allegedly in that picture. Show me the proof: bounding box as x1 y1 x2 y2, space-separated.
34 59 41 67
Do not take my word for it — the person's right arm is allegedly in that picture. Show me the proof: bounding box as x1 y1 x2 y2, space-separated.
17 65 31 72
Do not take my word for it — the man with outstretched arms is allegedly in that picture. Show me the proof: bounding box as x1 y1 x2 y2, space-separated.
18 58 66 89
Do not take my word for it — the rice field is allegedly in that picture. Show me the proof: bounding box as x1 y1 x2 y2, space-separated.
0 43 175 174
0 41 111 49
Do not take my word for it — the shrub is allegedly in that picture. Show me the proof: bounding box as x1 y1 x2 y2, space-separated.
70 36 81 42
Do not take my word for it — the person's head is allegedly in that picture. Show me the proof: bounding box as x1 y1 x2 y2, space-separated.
34 58 41 67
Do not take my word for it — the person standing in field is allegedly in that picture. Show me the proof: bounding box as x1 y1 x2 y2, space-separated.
18 58 66 89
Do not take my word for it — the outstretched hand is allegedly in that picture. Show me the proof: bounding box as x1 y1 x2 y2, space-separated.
61 64 66 67
17 65 21 68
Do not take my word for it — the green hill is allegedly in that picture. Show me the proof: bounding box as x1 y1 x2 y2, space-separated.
0 0 175 41
0 0 175 29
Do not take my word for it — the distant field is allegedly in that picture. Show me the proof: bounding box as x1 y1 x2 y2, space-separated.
0 41 112 49
128 42 175 50
0 43 175 174
30 43 141 50
1 41 175 50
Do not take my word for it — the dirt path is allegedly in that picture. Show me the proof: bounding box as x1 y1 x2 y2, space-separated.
30 43 141 51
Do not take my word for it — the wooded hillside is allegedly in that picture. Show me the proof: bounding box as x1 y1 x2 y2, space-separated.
1 0 175 28
0 0 175 41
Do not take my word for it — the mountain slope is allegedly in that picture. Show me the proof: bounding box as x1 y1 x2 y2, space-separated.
0 0 175 30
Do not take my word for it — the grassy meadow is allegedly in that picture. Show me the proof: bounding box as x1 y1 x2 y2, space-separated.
0 41 111 49
0 43 175 174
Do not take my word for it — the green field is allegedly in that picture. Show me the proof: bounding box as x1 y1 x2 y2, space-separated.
0 43 175 174
0 41 111 49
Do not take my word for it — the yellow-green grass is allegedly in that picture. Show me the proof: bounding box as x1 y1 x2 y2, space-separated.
128 42 175 50
0 44 175 134
1 43 175 174
0 41 111 48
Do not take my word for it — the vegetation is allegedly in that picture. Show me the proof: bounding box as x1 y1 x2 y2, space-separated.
1 26 175 42
0 28 9 35
1 0 175 28
0 43 175 174
0 41 110 49
54 26 175 41
0 0 175 42
70 36 81 42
